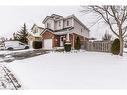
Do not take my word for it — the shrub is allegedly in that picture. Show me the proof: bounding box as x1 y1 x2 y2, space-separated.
75 37 81 50
111 38 120 55
64 43 71 52
33 41 42 49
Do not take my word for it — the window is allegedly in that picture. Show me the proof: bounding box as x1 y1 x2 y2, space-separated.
19 43 24 45
59 21 61 27
67 20 69 26
33 28 37 34
47 23 50 28
81 29 82 32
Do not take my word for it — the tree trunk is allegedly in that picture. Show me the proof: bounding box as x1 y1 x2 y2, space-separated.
119 37 124 56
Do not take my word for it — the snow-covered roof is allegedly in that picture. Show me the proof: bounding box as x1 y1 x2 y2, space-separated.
28 32 42 37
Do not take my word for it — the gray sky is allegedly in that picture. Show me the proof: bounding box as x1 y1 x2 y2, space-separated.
0 6 111 39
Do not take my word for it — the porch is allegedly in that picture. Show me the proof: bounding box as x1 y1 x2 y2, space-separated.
54 33 74 48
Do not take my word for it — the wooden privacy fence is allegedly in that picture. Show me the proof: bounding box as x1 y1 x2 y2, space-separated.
84 41 112 53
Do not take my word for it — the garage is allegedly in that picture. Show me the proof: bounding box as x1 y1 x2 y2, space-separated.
43 39 53 49
29 41 33 49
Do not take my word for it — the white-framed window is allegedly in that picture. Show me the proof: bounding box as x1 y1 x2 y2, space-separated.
67 20 69 26
33 28 38 34
59 21 61 27
47 23 50 28
81 28 82 32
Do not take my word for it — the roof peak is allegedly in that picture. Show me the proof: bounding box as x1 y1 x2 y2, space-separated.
51 14 63 17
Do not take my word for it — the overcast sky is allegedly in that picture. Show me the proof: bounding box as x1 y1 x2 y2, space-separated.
0 6 111 39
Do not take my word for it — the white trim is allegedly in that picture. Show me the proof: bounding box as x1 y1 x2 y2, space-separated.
60 36 65 47
41 28 54 35
72 33 75 48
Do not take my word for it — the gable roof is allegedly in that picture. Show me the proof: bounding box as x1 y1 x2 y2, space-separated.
42 14 89 32
31 24 37 30
42 16 51 23
31 24 44 30
42 14 63 23
40 27 74 36
51 14 63 18
40 28 54 35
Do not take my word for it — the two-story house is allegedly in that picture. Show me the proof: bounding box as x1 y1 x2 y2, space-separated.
41 14 89 49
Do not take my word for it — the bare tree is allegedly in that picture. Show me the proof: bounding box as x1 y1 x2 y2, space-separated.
81 5 127 56
102 31 112 41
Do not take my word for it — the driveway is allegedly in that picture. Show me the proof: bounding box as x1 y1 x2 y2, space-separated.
0 49 48 62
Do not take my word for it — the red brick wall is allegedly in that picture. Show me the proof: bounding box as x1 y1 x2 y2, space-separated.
42 31 54 39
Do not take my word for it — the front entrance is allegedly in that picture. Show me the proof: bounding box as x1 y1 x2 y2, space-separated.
60 36 65 47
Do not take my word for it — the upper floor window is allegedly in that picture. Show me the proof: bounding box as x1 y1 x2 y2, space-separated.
67 20 69 26
59 21 61 27
47 23 50 28
81 29 82 32
33 28 38 34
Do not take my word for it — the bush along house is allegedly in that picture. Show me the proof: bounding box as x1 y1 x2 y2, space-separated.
41 14 90 49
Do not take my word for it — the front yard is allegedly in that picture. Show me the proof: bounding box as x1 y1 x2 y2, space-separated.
4 50 127 89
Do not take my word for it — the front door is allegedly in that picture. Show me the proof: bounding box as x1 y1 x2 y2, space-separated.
60 36 64 47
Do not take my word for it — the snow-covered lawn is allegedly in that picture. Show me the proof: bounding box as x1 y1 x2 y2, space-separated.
6 51 127 89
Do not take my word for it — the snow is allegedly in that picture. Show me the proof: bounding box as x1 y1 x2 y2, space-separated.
6 51 127 89
0 65 21 90
124 48 127 53
0 49 34 55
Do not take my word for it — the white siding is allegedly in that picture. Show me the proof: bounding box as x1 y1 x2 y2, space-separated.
73 19 89 38
45 18 55 30
55 20 64 30
63 18 73 28
31 26 43 36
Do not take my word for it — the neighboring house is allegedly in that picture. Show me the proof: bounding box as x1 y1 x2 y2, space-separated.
27 24 44 48
41 14 90 49
0 37 5 45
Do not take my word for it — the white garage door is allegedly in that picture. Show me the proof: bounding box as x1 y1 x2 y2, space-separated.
29 41 33 49
44 39 53 49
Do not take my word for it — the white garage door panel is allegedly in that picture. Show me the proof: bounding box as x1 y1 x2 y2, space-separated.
44 39 52 49
30 41 33 48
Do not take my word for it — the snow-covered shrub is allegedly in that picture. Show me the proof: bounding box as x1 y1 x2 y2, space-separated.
74 37 81 50
55 49 64 52
111 38 120 55
33 41 42 49
64 42 71 52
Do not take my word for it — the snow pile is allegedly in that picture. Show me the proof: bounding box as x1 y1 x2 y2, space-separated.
6 51 127 89
124 48 127 53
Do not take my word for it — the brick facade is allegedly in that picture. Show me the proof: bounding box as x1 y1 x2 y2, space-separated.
41 30 87 49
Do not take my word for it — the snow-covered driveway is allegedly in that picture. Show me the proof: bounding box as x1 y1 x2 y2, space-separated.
6 51 127 89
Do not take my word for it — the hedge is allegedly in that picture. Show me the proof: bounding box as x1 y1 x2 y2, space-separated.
111 38 120 55
33 41 42 49
74 37 81 50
